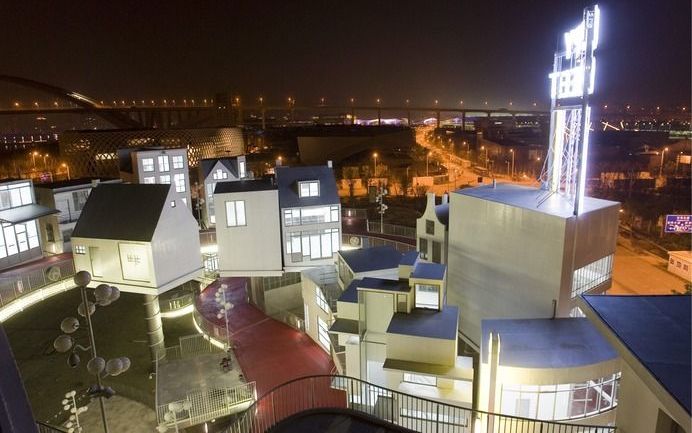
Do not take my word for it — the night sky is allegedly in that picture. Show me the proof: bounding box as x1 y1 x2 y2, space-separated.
1 0 690 109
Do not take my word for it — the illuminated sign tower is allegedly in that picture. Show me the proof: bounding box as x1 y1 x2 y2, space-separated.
540 5 600 215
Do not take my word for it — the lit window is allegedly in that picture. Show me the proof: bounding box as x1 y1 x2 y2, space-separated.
74 245 87 254
403 373 437 387
170 201 176 208
299 181 319 197
159 175 171 184
239 161 247 178
158 155 170 172
316 287 329 313
143 176 155 184
142 158 154 172
225 200 246 227
212 169 228 180
572 254 614 298
181 197 187 207
172 155 184 169
317 317 330 350
415 284 440 310
174 173 186 192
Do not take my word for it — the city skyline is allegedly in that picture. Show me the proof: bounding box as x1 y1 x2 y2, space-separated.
1 0 690 109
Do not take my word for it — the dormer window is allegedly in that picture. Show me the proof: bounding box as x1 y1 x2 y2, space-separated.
299 181 319 198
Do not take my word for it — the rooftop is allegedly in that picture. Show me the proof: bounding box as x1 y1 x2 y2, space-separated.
455 183 618 218
399 251 419 266
338 279 362 303
71 183 170 241
275 165 339 208
214 178 277 194
0 204 58 224
583 295 691 415
411 262 446 280
200 157 243 179
387 305 459 340
480 318 617 369
34 177 120 191
338 246 402 273
357 277 410 293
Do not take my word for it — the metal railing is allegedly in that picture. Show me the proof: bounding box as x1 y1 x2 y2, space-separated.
199 230 217 247
367 221 417 239
344 233 416 253
193 308 230 345
224 375 616 433
36 422 69 433
0 257 75 307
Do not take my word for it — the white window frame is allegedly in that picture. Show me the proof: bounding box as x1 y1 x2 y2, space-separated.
225 200 246 227
173 173 186 192
159 175 171 184
157 155 170 172
317 316 331 350
299 181 320 198
213 168 228 180
415 283 440 310
74 245 87 254
143 176 155 184
316 287 329 313
142 158 154 172
239 160 247 178
172 155 184 169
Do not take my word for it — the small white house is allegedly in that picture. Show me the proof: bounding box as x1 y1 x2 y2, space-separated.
118 147 192 210
34 178 122 254
0 179 58 271
416 192 449 264
70 183 202 295
197 156 248 227
667 251 691 282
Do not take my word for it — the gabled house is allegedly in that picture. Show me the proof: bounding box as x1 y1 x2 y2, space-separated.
0 179 58 271
70 183 202 295
198 156 247 227
34 178 122 254
416 192 449 264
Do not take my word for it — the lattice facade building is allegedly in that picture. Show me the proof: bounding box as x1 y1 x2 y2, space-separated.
59 128 245 177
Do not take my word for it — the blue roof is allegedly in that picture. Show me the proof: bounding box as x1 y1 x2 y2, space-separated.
480 318 617 369
275 165 339 208
387 305 459 340
455 183 618 218
411 262 446 280
338 279 362 303
338 246 402 273
400 251 419 266
435 203 449 226
357 277 410 292
583 295 691 415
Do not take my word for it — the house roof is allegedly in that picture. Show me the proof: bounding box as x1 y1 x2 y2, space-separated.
71 183 170 242
338 246 402 273
34 178 120 191
435 203 449 226
411 262 446 280
200 158 240 179
480 318 617 369
387 305 459 340
0 204 59 224
455 183 618 218
338 279 362 303
399 251 420 266
214 178 276 194
275 165 339 208
583 295 691 415
357 277 410 293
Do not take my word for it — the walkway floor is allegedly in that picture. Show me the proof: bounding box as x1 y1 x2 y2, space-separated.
196 278 334 396
0 252 72 278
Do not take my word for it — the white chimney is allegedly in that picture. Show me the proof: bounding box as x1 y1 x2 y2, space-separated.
441 193 449 204
327 160 333 168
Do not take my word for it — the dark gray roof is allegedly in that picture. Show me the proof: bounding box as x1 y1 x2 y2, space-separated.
435 203 449 226
338 246 402 273
357 277 410 292
275 165 339 208
329 318 359 334
200 158 239 179
411 262 446 280
387 305 459 340
214 178 277 194
455 183 618 218
480 318 618 369
338 279 362 303
583 295 691 414
400 251 420 266
71 183 170 241
34 178 120 191
0 204 58 224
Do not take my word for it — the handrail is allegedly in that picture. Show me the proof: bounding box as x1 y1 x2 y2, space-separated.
224 374 616 433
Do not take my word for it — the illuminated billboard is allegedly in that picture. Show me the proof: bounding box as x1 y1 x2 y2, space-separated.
542 5 600 215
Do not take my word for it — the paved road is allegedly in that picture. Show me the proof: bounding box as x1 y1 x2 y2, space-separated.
610 237 687 295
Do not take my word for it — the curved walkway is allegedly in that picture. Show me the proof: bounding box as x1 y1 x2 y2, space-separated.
196 278 333 396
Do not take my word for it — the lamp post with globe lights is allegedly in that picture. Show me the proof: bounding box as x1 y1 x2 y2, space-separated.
156 401 192 433
61 390 87 433
215 284 234 348
52 271 131 433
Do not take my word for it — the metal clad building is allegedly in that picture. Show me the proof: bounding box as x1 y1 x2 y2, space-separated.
59 127 245 177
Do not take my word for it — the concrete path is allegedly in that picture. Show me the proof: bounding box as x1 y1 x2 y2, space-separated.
196 278 333 396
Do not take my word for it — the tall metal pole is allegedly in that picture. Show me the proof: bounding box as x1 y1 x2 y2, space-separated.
222 288 230 347
79 285 110 433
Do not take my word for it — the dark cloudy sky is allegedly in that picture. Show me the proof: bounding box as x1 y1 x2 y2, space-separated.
1 0 689 109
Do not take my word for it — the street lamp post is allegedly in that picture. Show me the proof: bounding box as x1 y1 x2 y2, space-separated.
510 149 515 179
61 390 88 433
375 186 388 233
31 151 38 170
372 152 378 177
426 152 432 177
53 271 131 433
659 147 668 178
62 163 71 180
215 284 234 348
481 146 488 169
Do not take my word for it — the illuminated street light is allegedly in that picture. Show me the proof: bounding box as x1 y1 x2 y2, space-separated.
60 390 87 433
215 284 234 348
426 151 432 177
509 149 515 178
373 152 378 176
62 163 71 180
659 147 669 177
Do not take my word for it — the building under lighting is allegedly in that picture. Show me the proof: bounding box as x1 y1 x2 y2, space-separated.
416 192 449 264
197 155 248 227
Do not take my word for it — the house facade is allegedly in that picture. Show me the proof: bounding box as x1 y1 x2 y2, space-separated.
416 192 449 264
198 156 247 227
